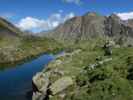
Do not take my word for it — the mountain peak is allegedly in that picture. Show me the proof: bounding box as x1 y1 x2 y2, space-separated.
84 12 100 17
109 13 121 20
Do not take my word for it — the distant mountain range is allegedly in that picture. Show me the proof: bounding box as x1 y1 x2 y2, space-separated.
45 12 133 44
0 12 133 45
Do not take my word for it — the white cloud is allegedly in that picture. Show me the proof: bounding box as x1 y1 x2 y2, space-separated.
117 12 133 20
63 0 82 5
65 12 75 20
17 12 75 32
17 17 48 31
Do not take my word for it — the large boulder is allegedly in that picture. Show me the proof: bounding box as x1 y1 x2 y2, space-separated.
32 72 50 93
50 76 73 95
32 72 51 100
32 92 46 100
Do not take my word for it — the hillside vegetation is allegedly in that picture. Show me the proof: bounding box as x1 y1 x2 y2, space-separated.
32 12 133 100
32 38 133 100
0 17 63 69
0 36 63 69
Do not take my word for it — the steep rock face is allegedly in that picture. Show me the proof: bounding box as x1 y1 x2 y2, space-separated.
50 16 82 41
47 12 133 42
127 19 133 28
81 12 105 39
104 14 122 37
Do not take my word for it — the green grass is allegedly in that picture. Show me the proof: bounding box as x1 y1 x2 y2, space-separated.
0 36 63 69
1 35 133 99
43 38 133 100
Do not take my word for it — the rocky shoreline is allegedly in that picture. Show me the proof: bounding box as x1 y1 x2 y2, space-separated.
32 52 113 100
32 50 82 100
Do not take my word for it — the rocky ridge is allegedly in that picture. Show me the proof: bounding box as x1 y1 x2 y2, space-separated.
32 50 80 100
46 12 133 45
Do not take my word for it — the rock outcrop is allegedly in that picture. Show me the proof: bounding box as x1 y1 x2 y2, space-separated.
32 51 81 100
32 56 74 100
50 76 73 95
32 72 50 100
32 71 73 100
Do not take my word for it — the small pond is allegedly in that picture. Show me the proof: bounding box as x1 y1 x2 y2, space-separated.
0 53 55 100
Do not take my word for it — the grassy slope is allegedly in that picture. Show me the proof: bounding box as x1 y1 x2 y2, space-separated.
0 36 63 69
0 17 23 36
44 38 133 100
0 17 64 69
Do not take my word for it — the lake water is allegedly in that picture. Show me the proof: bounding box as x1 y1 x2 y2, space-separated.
0 54 54 100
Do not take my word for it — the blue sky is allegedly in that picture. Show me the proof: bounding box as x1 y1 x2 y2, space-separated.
0 0 133 32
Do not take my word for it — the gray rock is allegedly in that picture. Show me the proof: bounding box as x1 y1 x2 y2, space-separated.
103 40 115 56
32 92 45 100
32 72 50 93
50 76 73 95
53 68 65 76
32 72 51 100
88 58 113 70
